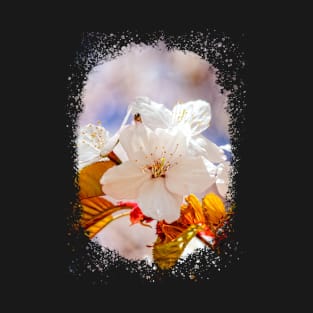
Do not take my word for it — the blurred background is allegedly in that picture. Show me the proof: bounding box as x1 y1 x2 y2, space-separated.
78 40 230 261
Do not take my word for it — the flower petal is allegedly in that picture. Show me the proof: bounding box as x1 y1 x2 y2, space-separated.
130 96 172 129
220 144 231 152
112 142 129 162
100 131 119 156
166 156 216 195
191 135 227 163
138 178 182 223
216 162 231 198
119 125 188 167
201 157 217 174
118 123 151 161
100 161 150 200
77 123 111 168
150 128 187 162
77 140 101 169
171 100 211 135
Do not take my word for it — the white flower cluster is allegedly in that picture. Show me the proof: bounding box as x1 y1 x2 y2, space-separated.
77 97 231 223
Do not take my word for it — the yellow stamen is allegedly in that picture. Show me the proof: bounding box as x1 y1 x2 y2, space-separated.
149 157 171 178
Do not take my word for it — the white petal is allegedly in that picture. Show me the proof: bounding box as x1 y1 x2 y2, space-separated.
100 161 150 200
216 162 231 198
220 144 232 152
100 121 132 158
77 140 100 165
119 124 188 167
171 100 211 135
100 131 119 155
195 182 220 200
150 128 187 162
138 178 182 223
112 142 129 162
166 156 216 195
130 96 172 129
77 123 111 168
202 157 218 174
118 123 151 161
191 135 227 163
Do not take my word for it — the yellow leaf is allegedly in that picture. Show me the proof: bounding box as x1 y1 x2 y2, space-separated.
80 196 129 239
78 161 116 200
153 224 204 270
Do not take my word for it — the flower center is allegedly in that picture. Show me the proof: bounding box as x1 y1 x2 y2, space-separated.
138 143 182 178
81 124 107 152
148 157 171 178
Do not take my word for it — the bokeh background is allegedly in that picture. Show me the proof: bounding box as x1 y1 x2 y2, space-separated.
78 41 230 261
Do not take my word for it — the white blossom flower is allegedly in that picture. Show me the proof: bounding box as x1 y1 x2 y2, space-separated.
130 96 226 163
100 123 216 223
76 123 115 169
76 107 132 169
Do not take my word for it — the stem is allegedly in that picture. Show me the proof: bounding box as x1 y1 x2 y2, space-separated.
105 212 130 227
107 150 122 165
140 221 152 228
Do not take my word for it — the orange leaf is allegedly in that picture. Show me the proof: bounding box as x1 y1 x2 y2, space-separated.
78 161 116 200
80 196 129 239
156 221 186 243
